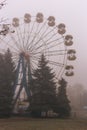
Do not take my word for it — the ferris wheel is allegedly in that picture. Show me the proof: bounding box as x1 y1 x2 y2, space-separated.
0 13 76 106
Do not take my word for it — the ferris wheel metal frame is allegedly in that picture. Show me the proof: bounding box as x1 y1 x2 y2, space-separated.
0 12 76 109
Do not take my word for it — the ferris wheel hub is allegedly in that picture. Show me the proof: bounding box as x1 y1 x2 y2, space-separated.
20 51 30 61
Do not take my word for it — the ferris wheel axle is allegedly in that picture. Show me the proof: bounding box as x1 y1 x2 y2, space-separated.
20 51 30 62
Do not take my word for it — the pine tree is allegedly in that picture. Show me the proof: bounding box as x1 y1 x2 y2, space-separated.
55 78 71 118
30 54 56 117
0 49 15 117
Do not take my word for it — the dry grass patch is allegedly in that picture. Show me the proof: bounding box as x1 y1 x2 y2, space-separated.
0 118 87 130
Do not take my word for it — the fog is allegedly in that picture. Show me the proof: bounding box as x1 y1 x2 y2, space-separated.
0 0 87 88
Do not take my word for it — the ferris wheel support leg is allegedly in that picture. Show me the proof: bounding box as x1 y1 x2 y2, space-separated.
13 56 21 93
12 55 31 110
21 55 31 99
27 61 32 91
12 56 23 110
13 83 23 108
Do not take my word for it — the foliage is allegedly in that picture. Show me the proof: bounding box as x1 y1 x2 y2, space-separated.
0 49 15 117
29 54 56 117
54 78 71 118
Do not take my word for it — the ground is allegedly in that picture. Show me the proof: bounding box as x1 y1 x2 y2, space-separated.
0 118 87 130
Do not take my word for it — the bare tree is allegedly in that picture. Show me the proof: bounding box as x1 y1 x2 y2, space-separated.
0 1 10 36
0 0 7 9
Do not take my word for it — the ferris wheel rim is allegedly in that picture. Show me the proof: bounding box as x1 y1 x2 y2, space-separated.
0 12 76 80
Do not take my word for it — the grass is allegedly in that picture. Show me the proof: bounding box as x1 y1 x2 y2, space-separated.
0 118 87 130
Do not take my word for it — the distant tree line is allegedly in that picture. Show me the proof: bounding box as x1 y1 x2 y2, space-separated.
0 50 71 118
67 84 87 111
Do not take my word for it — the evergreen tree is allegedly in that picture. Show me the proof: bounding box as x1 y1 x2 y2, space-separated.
55 78 71 118
0 49 15 117
30 54 56 117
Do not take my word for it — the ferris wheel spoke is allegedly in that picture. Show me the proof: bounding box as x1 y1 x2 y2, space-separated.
41 37 64 52
30 32 58 52
45 50 67 56
31 56 41 67
46 49 67 53
12 52 19 59
31 59 39 69
22 23 26 49
45 36 63 46
15 28 22 47
57 50 67 78
26 23 40 49
11 58 19 66
11 54 19 61
45 41 64 50
30 60 37 70
33 38 64 53
26 20 36 49
40 26 57 41
17 26 26 50
31 49 67 57
48 60 64 67
0 37 20 53
27 21 47 50
32 39 64 54
62 49 67 68
43 32 59 46
30 35 64 53
12 53 19 59
31 55 40 61
24 24 30 49
36 21 47 35
56 61 67 78
45 53 67 57
30 41 45 52
32 52 66 60
28 24 50 50
12 57 19 65
9 32 23 51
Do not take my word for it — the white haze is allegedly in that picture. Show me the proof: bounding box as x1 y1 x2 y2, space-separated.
0 0 87 88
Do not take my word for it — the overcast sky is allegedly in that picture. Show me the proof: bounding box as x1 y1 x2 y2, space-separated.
1 0 87 88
